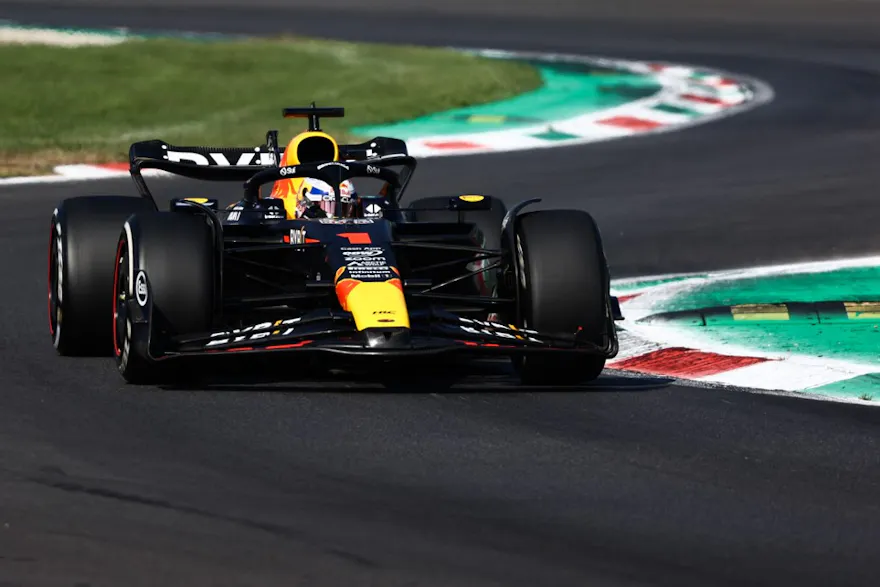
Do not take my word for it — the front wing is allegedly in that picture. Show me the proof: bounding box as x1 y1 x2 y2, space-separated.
130 295 617 363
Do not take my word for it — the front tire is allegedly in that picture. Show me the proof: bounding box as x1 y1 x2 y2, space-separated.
114 211 216 384
49 196 156 356
512 210 611 385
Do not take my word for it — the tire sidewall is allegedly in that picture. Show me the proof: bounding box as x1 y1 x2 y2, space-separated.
48 209 65 351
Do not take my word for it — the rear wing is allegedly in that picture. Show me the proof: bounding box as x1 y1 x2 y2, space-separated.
129 139 276 177
129 135 409 175
128 134 413 208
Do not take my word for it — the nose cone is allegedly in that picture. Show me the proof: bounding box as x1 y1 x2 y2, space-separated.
336 279 410 331
363 327 412 349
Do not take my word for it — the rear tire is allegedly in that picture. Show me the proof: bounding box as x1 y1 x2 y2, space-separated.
512 210 611 385
114 211 216 384
49 196 156 356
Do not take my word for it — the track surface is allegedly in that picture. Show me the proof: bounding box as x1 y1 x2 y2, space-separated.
2 2 880 586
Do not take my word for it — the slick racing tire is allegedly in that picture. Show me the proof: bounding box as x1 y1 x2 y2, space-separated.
49 195 156 356
512 210 610 386
114 211 215 384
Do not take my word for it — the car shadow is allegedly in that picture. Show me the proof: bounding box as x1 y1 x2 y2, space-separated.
155 357 674 394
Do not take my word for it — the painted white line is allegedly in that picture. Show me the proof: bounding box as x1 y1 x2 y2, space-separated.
0 24 132 46
697 360 876 392
0 173 104 186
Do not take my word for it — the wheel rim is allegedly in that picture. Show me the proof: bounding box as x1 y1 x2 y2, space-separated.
112 237 128 358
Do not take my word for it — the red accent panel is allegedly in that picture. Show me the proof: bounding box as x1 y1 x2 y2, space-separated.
335 278 361 311
597 116 663 131
617 294 642 304
681 93 724 105
423 140 483 149
338 232 372 244
97 163 129 171
266 341 314 350
612 348 768 378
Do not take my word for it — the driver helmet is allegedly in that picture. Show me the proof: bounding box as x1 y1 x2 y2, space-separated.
269 129 363 219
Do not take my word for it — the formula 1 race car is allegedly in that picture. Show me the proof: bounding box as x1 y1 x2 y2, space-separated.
47 105 622 385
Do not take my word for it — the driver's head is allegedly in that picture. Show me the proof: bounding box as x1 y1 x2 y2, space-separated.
296 177 358 219
269 130 359 218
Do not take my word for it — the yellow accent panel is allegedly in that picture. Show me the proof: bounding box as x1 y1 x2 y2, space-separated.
185 197 209 203
731 304 790 321
345 282 410 330
458 194 485 202
283 131 339 165
844 302 880 319
469 115 506 123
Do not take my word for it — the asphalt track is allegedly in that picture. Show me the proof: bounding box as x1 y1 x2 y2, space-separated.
2 1 880 586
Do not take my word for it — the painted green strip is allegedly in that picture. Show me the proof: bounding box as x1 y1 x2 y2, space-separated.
658 267 880 312
641 316 880 364
352 62 661 138
642 267 880 366
530 129 581 140
809 373 880 401
652 103 700 116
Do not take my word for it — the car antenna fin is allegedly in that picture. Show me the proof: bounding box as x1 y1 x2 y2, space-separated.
282 104 345 133
308 101 319 131
265 129 280 167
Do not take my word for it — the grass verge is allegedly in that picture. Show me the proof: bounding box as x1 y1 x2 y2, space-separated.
0 37 541 176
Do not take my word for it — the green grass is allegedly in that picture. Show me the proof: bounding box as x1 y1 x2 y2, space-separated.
0 37 541 176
